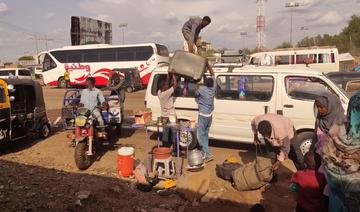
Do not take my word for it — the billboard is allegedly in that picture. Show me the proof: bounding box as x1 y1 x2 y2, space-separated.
71 16 112 45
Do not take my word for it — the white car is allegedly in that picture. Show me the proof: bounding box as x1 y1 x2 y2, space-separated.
0 68 32 79
145 65 349 158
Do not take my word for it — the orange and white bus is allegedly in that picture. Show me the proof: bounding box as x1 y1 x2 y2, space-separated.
42 43 169 87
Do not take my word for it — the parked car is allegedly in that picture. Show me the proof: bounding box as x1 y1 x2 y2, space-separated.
0 68 32 79
326 71 360 96
145 65 349 161
0 79 51 143
112 68 142 93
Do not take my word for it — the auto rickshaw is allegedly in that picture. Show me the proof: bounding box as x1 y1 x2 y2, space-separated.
0 79 51 142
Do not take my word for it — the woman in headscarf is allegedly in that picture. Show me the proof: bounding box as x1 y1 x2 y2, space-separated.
322 91 360 211
311 92 345 169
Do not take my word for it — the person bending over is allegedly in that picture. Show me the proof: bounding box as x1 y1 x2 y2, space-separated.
182 16 211 54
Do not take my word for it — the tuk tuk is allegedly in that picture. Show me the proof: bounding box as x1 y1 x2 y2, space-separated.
0 79 51 142
112 68 142 93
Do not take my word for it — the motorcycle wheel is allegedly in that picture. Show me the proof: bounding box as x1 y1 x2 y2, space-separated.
74 142 92 170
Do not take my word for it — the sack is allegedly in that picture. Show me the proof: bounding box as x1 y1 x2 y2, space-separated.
216 162 241 180
169 50 206 81
232 156 273 191
232 145 273 191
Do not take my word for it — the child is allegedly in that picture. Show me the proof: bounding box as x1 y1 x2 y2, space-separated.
64 70 70 89
291 151 327 212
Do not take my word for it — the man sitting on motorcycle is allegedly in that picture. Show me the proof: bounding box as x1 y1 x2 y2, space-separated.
79 77 107 126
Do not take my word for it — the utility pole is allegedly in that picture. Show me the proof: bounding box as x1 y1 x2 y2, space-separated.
119 24 128 45
240 32 248 49
285 2 300 47
256 0 267 51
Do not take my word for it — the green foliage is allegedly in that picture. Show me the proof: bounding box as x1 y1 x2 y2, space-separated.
18 56 35 61
296 15 360 55
276 42 292 49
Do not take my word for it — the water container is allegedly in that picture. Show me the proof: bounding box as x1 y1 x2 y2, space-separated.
117 147 135 177
169 50 207 81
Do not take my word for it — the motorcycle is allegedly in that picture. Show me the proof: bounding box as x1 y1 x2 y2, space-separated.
71 107 106 170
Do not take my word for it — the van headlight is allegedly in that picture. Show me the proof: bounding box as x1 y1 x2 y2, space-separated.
75 116 87 127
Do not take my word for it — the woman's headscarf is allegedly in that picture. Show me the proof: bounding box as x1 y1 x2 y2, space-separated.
347 91 360 139
315 92 345 134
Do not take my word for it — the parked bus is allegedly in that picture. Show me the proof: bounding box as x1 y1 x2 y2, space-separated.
248 46 339 72
42 43 169 87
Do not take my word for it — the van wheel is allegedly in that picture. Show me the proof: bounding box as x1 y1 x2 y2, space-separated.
179 130 197 150
126 86 134 93
57 77 66 88
39 124 50 138
293 132 313 166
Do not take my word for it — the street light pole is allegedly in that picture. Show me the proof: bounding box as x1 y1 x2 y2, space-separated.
240 32 248 49
119 23 128 45
285 2 300 47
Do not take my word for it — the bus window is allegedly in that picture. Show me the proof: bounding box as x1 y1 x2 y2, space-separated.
331 53 335 63
278 55 290 65
43 54 57 72
296 54 308 64
310 54 318 63
83 49 99 62
318 53 330 64
67 53 82 63
99 49 116 62
117 48 135 61
135 46 153 61
290 55 295 64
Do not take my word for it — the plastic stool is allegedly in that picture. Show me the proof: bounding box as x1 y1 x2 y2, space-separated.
152 156 176 178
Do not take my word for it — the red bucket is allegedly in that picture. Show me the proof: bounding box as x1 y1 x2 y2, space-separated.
153 147 172 160
117 147 135 177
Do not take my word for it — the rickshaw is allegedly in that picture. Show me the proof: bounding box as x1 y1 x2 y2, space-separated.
0 79 51 143
61 88 124 132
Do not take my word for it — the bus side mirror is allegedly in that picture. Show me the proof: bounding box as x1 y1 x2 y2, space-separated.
9 96 15 101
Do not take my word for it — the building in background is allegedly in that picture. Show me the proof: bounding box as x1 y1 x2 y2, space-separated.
71 16 112 45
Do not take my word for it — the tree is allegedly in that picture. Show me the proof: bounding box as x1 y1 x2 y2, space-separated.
276 42 292 49
18 56 35 61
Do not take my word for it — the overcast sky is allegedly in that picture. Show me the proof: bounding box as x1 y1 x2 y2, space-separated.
0 0 358 61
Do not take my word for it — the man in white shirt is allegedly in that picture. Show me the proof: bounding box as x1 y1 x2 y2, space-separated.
158 69 178 155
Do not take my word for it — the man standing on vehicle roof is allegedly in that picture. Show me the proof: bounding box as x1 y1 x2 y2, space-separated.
79 77 107 126
251 114 302 179
182 16 211 54
195 62 217 163
158 69 178 155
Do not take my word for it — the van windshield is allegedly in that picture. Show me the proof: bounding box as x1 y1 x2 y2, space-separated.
324 75 350 98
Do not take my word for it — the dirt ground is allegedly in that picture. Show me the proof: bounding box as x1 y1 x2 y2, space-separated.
0 86 297 212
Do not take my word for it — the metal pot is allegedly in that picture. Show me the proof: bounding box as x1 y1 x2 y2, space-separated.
187 149 204 167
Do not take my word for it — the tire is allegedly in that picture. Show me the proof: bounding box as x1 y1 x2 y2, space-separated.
179 130 198 150
126 86 134 93
292 131 313 167
39 124 51 138
74 142 92 170
57 77 66 88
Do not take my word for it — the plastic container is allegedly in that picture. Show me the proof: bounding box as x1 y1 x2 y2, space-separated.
169 50 207 81
117 147 135 177
153 147 172 160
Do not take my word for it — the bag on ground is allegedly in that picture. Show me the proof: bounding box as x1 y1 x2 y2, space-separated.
232 156 273 191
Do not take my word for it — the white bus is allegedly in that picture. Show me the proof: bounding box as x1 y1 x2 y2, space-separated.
42 43 169 87
248 46 339 72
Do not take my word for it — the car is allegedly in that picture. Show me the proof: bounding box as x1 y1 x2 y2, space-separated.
0 68 32 79
326 71 360 96
145 65 349 161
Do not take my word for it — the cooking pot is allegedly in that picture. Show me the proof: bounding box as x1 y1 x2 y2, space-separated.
187 149 204 167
